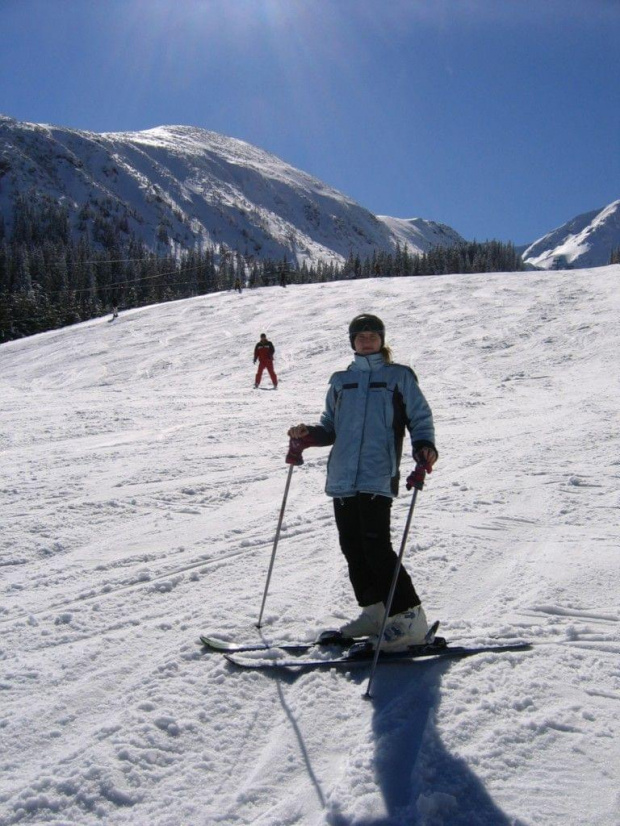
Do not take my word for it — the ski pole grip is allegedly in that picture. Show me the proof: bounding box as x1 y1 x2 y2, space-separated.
406 464 427 491
285 433 317 466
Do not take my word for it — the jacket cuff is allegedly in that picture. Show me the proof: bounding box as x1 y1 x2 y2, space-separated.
307 425 336 447
413 440 438 459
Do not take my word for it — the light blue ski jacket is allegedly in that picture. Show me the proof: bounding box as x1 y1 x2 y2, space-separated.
309 353 436 499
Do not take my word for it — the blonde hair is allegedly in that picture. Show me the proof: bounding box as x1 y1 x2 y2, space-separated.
380 345 393 363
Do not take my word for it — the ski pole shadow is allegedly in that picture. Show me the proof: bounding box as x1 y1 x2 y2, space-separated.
274 679 328 810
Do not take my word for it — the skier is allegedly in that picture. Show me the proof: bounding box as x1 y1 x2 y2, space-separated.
287 314 438 651
253 333 278 389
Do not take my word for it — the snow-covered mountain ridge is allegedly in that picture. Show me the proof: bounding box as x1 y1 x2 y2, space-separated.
0 115 463 265
523 199 620 269
2 114 617 270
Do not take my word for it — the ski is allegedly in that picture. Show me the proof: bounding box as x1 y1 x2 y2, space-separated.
224 640 532 670
200 619 441 654
199 629 355 654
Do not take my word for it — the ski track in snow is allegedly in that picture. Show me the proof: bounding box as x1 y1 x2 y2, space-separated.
0 268 619 825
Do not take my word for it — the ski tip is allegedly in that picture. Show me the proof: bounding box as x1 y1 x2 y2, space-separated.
199 635 238 651
200 635 220 648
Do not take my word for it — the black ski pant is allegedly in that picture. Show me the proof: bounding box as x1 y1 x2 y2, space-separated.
333 493 420 617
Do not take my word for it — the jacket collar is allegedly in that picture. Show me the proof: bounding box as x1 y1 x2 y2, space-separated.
350 352 385 372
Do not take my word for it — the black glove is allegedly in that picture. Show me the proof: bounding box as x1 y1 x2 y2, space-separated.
413 445 438 472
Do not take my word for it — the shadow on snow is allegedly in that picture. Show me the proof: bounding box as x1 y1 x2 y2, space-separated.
261 658 517 826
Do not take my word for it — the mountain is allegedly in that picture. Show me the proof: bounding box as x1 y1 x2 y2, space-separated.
522 199 620 269
0 115 464 265
376 213 464 251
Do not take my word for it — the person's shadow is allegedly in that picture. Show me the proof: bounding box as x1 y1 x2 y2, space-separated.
271 657 519 826
329 659 518 825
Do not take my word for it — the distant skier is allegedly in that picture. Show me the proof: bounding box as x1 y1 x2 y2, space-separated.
109 305 119 322
253 333 278 389
287 314 438 651
233 278 242 294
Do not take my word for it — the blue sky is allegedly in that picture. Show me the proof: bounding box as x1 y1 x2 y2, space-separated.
1 0 618 244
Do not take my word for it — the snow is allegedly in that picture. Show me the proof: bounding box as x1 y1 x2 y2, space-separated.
375 216 463 252
523 200 620 270
0 117 464 266
1 266 619 826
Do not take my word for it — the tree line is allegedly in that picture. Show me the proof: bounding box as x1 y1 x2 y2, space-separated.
1 198 524 342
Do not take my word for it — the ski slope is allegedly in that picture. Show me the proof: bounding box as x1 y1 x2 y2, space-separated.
1 267 619 826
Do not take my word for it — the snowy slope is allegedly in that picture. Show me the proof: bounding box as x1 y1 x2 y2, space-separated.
523 200 620 269
376 215 463 253
0 115 463 265
1 267 619 826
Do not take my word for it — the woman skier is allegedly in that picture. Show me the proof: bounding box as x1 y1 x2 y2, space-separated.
288 313 438 651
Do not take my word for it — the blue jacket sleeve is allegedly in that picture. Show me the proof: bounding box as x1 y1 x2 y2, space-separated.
307 378 337 447
401 367 437 456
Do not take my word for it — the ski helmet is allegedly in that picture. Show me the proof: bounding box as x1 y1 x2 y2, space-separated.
348 314 385 349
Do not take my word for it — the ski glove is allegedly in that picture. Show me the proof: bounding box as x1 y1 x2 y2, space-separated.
285 433 319 466
406 465 428 491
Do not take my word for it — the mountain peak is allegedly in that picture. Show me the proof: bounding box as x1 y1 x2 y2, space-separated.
523 200 620 269
0 115 464 264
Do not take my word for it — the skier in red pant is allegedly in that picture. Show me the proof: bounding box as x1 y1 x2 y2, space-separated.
253 333 278 389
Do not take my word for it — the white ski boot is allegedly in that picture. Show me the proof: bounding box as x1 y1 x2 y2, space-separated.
373 604 429 652
339 602 385 637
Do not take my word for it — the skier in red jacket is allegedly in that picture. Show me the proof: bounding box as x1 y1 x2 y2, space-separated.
253 333 278 389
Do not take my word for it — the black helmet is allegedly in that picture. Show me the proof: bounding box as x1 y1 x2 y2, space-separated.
348 314 385 349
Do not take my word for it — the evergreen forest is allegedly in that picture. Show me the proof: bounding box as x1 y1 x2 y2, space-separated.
1 199 527 342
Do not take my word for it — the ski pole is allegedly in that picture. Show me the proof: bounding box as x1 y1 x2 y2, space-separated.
256 436 313 628
365 463 428 698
